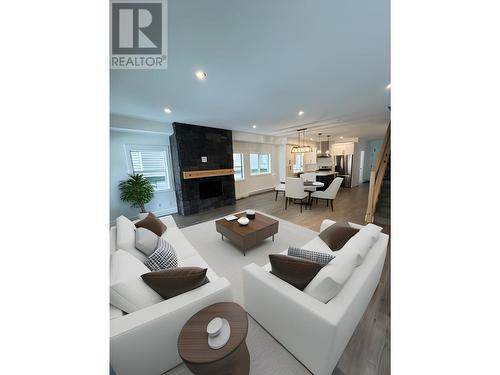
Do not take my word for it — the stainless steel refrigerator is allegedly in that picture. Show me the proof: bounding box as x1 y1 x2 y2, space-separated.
334 154 353 188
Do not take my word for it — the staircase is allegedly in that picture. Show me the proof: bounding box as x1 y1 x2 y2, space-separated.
365 123 390 224
374 157 390 225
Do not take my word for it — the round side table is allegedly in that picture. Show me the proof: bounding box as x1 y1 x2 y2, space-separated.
177 302 249 375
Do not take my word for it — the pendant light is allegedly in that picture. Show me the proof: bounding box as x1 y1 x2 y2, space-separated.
325 135 331 155
317 133 322 154
291 128 312 153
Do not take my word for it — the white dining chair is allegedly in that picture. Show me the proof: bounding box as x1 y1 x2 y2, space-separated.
300 172 317 182
285 177 309 213
273 174 286 201
310 177 343 211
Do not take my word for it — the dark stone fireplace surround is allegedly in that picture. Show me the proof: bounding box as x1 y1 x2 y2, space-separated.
170 122 236 216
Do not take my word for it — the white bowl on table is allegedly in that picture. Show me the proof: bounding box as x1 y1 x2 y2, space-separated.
237 217 250 226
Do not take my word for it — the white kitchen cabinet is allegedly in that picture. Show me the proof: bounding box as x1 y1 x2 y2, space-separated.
304 147 317 164
333 142 354 155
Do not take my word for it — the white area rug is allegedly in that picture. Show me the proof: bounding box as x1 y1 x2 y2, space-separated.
180 211 317 304
165 212 319 375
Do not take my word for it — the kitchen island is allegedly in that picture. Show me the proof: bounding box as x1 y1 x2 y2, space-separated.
299 170 338 191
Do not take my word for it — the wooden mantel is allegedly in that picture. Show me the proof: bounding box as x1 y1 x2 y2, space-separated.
182 169 235 180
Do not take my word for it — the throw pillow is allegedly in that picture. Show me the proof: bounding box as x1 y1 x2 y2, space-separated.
342 223 383 266
135 212 167 237
269 254 322 290
288 246 335 266
303 251 358 303
110 250 163 313
144 237 178 271
135 227 159 256
141 267 209 299
319 221 359 251
115 215 147 262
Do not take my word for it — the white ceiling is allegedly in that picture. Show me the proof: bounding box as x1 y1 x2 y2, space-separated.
110 0 390 140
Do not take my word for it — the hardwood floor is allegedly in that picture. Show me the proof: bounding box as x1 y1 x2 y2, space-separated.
170 182 390 375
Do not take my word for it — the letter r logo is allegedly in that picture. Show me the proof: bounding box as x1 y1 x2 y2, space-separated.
112 2 162 54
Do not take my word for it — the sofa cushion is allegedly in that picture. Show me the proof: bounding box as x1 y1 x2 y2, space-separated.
319 221 359 251
288 246 334 266
341 223 383 266
110 304 124 320
162 227 197 261
115 216 147 262
110 250 163 313
303 251 358 303
269 254 322 290
141 267 209 300
135 228 159 256
144 238 178 271
135 212 167 237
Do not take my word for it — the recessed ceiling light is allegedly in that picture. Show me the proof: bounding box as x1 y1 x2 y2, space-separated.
386 83 391 90
195 70 207 80
310 138 313 141
164 107 172 114
340 136 344 139
298 110 304 116
252 124 257 129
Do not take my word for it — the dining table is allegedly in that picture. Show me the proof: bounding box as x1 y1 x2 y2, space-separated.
303 181 324 209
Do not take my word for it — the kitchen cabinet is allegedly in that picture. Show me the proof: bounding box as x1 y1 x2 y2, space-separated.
333 142 354 155
304 147 317 164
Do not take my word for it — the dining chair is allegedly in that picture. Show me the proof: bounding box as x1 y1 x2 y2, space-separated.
310 177 343 211
285 177 309 213
273 173 286 201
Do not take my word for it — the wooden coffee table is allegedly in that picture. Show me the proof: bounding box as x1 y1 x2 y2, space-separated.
177 302 249 375
215 212 279 255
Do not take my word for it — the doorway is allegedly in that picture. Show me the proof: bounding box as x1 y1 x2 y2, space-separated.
359 150 365 184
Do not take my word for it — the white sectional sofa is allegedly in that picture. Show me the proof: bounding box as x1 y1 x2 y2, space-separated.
242 219 389 375
110 215 232 375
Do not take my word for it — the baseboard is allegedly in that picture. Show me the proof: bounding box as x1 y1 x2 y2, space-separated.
236 187 274 200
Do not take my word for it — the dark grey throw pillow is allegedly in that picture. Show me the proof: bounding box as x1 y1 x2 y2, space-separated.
144 237 178 271
287 246 335 267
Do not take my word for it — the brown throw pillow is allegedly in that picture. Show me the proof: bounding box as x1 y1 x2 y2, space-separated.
141 267 209 299
319 221 359 251
135 212 167 237
269 254 322 290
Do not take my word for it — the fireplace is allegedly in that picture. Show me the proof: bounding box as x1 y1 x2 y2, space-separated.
199 180 223 200
170 123 236 215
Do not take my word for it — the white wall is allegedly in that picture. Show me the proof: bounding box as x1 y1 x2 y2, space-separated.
110 128 177 222
232 141 282 199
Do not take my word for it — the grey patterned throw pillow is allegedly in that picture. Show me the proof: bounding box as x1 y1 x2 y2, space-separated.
288 246 334 267
144 237 178 271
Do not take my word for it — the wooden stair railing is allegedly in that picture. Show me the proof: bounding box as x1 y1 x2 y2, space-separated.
365 123 391 223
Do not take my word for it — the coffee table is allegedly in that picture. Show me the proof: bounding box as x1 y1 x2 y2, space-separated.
177 302 249 375
215 212 279 255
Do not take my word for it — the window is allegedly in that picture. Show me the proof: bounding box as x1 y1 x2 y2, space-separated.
293 153 304 173
233 153 244 181
126 145 171 191
250 153 272 175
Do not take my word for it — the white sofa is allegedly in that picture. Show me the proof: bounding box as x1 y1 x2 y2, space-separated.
242 220 389 375
110 215 232 375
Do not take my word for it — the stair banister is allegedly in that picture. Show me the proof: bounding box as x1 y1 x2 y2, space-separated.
365 123 391 223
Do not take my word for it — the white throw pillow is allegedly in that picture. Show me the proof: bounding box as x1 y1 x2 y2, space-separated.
135 227 159 256
115 215 147 262
339 223 383 267
304 251 358 303
110 250 163 313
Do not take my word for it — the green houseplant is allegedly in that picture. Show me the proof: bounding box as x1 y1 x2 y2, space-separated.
119 173 154 214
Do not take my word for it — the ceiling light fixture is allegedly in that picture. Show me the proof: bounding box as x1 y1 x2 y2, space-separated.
195 70 207 80
298 110 304 116
386 83 391 90
340 136 344 139
291 128 312 153
164 107 172 114
252 124 257 129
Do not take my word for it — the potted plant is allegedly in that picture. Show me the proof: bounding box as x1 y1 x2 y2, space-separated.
119 173 154 219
